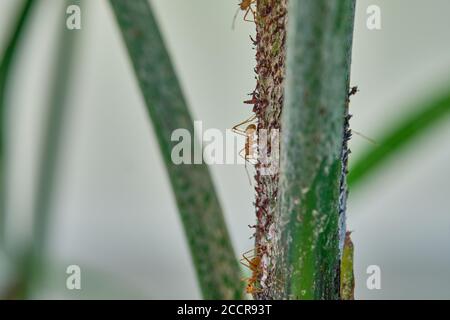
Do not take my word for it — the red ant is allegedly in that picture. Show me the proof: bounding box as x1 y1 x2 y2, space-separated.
232 115 258 184
232 0 257 29
240 246 264 295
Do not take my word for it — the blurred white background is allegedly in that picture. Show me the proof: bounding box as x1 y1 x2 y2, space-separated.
0 0 449 299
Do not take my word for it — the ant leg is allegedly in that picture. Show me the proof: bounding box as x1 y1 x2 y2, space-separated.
238 149 253 185
232 115 256 135
233 114 257 132
240 259 252 269
242 245 264 259
240 254 257 269
351 130 377 145
246 154 258 166
232 115 257 140
240 250 257 266
243 1 257 23
232 128 247 136
243 247 256 254
245 156 253 186
241 248 257 258
238 148 246 159
240 256 258 271
243 8 255 23
240 255 255 268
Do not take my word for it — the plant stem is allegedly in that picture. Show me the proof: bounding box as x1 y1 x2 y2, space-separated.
275 0 356 299
252 0 288 300
109 0 243 299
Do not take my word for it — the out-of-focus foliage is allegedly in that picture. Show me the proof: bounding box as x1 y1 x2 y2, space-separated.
349 89 450 188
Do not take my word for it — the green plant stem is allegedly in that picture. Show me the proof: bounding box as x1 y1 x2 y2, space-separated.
276 0 356 299
0 0 37 246
109 0 242 299
348 91 450 188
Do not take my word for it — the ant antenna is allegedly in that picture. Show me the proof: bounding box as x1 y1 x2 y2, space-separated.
352 130 378 146
244 160 253 186
232 6 240 30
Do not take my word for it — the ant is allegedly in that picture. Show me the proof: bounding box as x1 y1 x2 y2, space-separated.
348 86 359 97
232 0 257 29
232 114 258 184
240 246 263 295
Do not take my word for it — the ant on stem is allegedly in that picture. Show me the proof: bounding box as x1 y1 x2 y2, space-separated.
232 0 257 29
232 114 258 184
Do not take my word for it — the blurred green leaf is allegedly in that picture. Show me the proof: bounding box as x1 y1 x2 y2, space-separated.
109 0 243 299
0 0 37 244
20 0 80 298
348 90 450 188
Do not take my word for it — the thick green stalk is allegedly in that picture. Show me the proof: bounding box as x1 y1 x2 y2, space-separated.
0 0 37 245
109 0 242 299
276 0 356 299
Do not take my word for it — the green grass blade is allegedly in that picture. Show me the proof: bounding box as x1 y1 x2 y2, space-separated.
277 0 356 299
0 0 37 245
348 90 450 188
109 0 243 299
